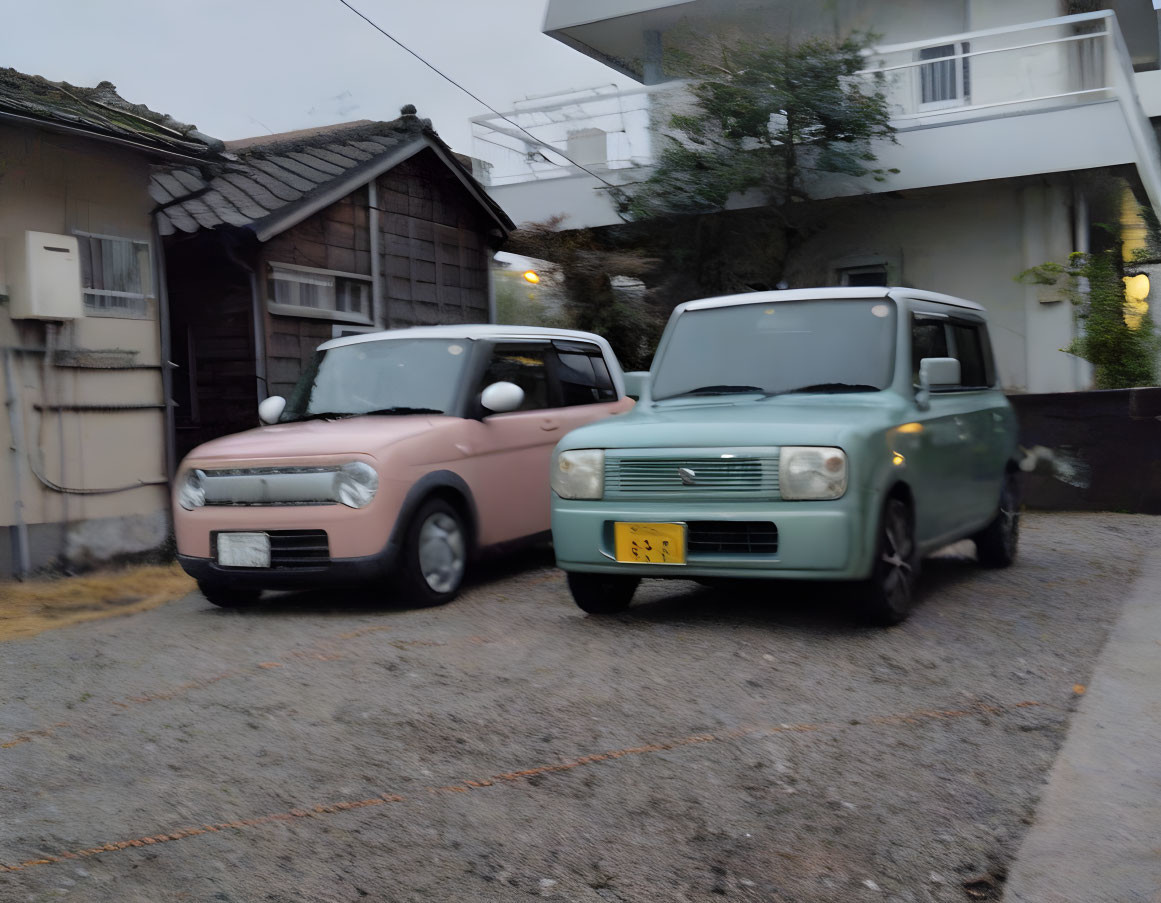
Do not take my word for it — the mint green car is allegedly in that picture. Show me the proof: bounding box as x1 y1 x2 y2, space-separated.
549 288 1020 625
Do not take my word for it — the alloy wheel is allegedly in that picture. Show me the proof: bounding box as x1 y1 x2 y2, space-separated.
417 512 466 594
879 499 915 612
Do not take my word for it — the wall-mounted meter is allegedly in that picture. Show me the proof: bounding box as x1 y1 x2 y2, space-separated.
5 231 84 320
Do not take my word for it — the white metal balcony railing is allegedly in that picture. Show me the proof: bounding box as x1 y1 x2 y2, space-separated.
470 83 662 187
470 10 1152 193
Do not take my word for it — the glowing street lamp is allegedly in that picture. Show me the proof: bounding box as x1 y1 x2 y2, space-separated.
522 270 540 284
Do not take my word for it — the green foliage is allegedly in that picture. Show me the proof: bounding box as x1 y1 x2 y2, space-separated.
1017 250 1159 389
618 32 896 221
493 277 571 329
505 219 663 371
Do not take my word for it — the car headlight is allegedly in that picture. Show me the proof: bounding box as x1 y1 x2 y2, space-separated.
334 461 379 508
552 449 604 500
177 469 206 510
780 447 847 500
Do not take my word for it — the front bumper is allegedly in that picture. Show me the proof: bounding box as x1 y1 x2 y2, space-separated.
177 534 401 590
551 496 874 580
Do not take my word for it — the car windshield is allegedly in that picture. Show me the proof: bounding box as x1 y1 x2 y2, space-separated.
651 299 897 401
281 338 472 421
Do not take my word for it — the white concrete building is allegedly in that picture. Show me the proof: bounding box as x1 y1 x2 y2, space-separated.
472 0 1161 393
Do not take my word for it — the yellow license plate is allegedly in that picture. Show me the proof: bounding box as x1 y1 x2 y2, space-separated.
614 522 686 565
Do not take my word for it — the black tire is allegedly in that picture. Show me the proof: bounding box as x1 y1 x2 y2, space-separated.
395 497 468 606
973 470 1021 568
858 496 919 626
567 572 640 614
198 580 261 608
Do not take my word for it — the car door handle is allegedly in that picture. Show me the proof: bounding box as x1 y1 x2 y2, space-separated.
540 418 559 432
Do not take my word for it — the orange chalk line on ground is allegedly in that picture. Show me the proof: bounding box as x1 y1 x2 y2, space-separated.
0 628 508 751
0 699 1041 874
0 723 70 750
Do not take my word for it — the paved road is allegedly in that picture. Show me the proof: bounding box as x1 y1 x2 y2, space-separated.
1 513 1157 903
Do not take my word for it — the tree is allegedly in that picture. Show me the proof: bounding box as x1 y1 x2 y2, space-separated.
505 217 662 371
616 32 897 246
1018 249 1160 389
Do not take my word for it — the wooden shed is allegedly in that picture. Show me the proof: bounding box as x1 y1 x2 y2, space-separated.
152 108 514 459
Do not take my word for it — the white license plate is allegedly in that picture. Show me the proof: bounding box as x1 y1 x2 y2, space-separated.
217 532 271 568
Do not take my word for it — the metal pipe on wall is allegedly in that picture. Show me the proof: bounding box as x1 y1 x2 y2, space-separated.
4 349 32 579
220 237 268 405
152 216 177 483
368 180 385 328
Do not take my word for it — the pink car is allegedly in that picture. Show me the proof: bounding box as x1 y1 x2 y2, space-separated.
174 326 632 607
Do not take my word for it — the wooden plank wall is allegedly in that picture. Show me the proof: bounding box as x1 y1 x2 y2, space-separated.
377 153 491 328
258 188 371 399
260 188 372 276
265 318 332 401
165 242 259 459
256 150 495 396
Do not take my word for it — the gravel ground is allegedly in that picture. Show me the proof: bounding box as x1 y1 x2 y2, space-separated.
1 513 1157 903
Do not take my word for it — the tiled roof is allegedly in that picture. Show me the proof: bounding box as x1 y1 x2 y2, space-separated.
152 109 513 240
0 67 222 158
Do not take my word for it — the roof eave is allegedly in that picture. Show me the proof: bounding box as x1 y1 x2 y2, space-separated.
246 133 514 243
0 108 218 166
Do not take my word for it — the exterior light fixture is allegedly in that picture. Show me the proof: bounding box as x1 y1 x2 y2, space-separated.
1123 273 1150 330
522 270 540 284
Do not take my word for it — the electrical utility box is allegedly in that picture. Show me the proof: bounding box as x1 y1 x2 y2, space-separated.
5 231 84 320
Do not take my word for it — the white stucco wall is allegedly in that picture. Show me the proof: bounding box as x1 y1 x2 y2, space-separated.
785 177 1086 394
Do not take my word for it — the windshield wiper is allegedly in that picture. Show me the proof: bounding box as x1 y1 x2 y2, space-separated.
668 384 769 398
359 407 443 416
780 383 880 394
285 411 354 422
285 406 443 422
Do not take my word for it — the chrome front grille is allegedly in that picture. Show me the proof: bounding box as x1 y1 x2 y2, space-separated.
604 452 779 498
201 466 340 507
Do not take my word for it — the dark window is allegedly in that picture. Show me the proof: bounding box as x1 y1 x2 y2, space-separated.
652 300 898 400
950 321 991 388
552 341 617 406
911 317 949 383
839 265 888 287
282 338 470 420
480 344 550 411
919 42 970 105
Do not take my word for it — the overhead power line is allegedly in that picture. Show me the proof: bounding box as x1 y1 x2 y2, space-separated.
334 0 619 190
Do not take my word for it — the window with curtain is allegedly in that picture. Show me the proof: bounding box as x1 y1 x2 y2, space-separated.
268 264 372 322
76 234 152 318
919 42 970 107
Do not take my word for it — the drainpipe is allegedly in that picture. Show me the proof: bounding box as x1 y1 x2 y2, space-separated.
643 30 664 85
1074 187 1091 391
368 179 385 328
152 217 177 483
4 349 31 579
487 256 497 324
221 236 268 405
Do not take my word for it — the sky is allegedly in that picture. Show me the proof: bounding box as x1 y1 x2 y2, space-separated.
0 0 637 154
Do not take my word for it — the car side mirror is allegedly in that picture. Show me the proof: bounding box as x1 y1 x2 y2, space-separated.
622 371 649 401
916 357 960 410
258 395 286 425
480 381 524 414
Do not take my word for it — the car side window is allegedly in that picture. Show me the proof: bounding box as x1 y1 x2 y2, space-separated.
480 343 551 411
552 341 618 407
949 321 991 388
911 317 949 384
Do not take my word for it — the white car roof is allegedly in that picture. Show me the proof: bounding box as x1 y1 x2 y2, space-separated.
317 324 627 395
320 323 615 352
678 286 985 313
